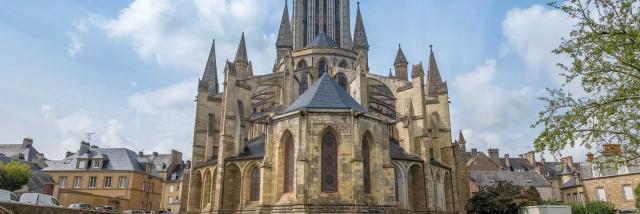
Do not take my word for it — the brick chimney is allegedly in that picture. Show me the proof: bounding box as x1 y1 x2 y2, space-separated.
65 151 74 158
602 144 621 156
22 138 33 148
504 154 511 169
488 148 500 164
524 151 536 166
471 148 478 158
79 141 90 154
586 152 594 161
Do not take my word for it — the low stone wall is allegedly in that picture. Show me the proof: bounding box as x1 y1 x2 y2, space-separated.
0 202 104 214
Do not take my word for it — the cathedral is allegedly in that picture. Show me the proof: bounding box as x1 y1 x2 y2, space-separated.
185 0 469 213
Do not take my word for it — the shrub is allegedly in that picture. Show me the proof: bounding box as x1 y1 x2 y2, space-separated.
0 160 30 191
569 201 615 214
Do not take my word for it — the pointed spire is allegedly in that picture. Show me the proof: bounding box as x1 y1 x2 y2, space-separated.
394 44 408 65
352 2 369 50
427 45 448 94
411 62 424 79
388 68 394 77
276 0 293 48
234 32 248 63
201 39 219 94
457 130 466 144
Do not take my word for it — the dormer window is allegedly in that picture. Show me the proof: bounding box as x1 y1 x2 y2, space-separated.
77 160 87 169
92 159 102 168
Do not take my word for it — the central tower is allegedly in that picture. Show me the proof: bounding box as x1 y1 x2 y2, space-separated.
292 0 352 50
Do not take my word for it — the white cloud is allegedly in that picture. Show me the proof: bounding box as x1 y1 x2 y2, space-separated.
127 79 196 114
99 119 133 148
501 5 575 80
66 31 83 56
70 0 281 74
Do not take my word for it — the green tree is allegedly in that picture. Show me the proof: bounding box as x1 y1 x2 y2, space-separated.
524 186 542 205
570 201 616 214
467 180 539 214
533 0 640 166
635 183 640 209
0 160 30 191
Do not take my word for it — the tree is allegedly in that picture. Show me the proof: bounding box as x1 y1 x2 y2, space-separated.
635 183 640 209
467 180 539 214
0 160 30 191
533 0 640 166
524 186 542 205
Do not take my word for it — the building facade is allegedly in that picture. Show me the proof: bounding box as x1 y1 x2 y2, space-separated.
578 151 639 212
43 142 166 211
185 1 469 213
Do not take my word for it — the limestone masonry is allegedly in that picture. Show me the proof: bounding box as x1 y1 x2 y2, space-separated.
185 0 469 213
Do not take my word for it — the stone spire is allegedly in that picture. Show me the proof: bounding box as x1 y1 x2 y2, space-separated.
200 39 219 94
457 130 466 144
234 32 248 64
275 0 293 48
394 44 408 81
352 2 369 50
427 45 448 94
411 62 424 79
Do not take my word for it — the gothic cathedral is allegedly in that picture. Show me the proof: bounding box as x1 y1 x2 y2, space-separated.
185 0 469 213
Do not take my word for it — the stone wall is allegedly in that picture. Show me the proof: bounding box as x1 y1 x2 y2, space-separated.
0 202 102 214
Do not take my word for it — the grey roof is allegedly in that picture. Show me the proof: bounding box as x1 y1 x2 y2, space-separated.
389 138 421 161
167 163 187 181
26 171 54 194
560 176 581 189
282 73 365 113
0 144 39 162
500 157 536 171
469 171 551 187
305 32 338 48
234 33 248 63
139 154 172 171
43 148 152 175
394 45 408 65
352 3 368 49
227 134 266 161
0 154 41 171
275 2 293 48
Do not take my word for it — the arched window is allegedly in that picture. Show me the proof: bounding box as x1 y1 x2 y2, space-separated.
338 60 348 69
250 167 260 201
318 60 328 77
362 137 371 193
284 134 294 193
335 72 348 90
321 131 338 192
394 167 400 201
299 72 308 95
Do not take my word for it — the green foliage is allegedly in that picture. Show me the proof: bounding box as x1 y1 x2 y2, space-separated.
0 160 30 191
533 0 640 166
569 201 616 214
467 180 542 214
636 183 640 209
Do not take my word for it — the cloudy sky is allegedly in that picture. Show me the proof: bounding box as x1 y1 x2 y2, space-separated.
0 0 588 161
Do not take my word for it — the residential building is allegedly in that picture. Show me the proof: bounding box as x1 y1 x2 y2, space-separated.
0 138 53 195
43 141 163 211
468 171 553 199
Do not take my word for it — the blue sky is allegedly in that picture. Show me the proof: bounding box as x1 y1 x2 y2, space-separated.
0 0 587 161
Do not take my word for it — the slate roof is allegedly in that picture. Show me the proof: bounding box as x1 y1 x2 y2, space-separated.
560 176 581 189
469 171 551 187
43 148 154 175
25 171 54 194
389 138 421 161
227 134 266 161
282 73 366 113
0 144 40 162
305 32 338 48
0 154 42 171
500 157 536 171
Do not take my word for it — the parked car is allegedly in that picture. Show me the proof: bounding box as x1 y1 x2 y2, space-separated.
68 203 95 210
95 205 115 212
18 193 61 207
122 210 144 214
0 189 18 203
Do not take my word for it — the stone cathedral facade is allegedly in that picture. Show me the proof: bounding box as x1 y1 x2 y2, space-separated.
185 0 469 213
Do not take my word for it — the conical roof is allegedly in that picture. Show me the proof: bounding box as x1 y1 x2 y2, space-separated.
201 39 219 94
305 32 338 48
282 73 365 113
394 44 408 65
275 1 293 48
352 3 369 49
234 33 248 63
427 46 448 94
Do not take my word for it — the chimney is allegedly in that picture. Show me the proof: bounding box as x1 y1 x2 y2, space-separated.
79 141 90 154
560 156 573 166
22 138 33 148
138 151 144 156
524 151 536 165
504 154 511 169
488 148 500 164
186 160 192 169
153 152 158 157
471 148 478 158
65 151 74 158
35 153 47 168
586 152 594 161
602 144 621 156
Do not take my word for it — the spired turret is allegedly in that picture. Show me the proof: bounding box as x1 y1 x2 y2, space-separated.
199 39 219 94
275 0 293 71
394 44 409 81
234 32 251 79
427 46 448 95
